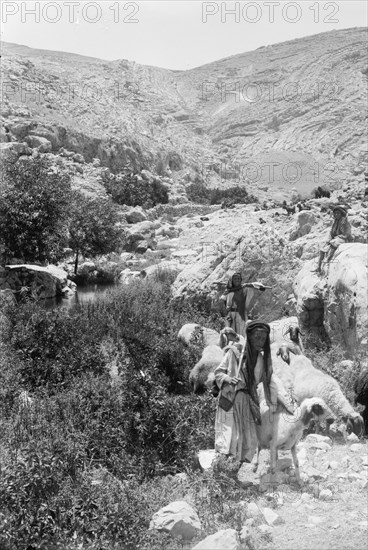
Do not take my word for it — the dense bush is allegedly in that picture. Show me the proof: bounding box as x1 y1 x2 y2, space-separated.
0 277 224 548
0 156 71 263
102 170 169 208
186 181 258 206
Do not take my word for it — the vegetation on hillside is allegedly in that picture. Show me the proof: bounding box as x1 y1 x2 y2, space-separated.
0 279 220 549
186 181 258 206
0 158 123 268
101 170 169 208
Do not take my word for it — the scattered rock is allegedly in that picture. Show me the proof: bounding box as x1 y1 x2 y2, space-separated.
192 529 240 550
319 489 334 501
245 502 263 519
126 206 148 224
350 444 366 453
304 466 326 481
305 434 332 446
262 507 285 526
197 450 217 471
78 261 96 274
257 524 273 536
239 525 251 543
308 515 324 525
149 500 201 540
25 135 52 152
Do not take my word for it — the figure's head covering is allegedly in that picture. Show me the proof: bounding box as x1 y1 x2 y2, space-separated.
246 320 271 334
227 272 242 291
332 205 347 216
244 320 273 410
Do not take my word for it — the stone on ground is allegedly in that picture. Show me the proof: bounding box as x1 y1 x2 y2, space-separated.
192 529 240 550
149 500 201 540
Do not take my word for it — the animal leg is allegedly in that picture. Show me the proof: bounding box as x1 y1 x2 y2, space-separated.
270 443 277 484
253 446 261 473
291 444 302 486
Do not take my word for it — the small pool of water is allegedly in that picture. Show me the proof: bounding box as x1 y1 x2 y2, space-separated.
40 283 116 310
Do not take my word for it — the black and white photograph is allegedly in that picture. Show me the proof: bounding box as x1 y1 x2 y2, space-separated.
0 1 367 548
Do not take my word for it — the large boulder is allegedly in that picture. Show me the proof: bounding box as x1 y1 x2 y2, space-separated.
192 529 240 550
126 206 148 224
293 243 368 352
289 211 318 241
140 261 183 279
25 135 52 152
0 264 71 299
149 500 201 540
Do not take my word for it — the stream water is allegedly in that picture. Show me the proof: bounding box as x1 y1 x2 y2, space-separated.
41 283 116 310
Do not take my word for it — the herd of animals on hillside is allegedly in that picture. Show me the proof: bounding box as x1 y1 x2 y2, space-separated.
178 261 367 482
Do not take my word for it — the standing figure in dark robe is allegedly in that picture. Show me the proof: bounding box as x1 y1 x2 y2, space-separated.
222 272 271 338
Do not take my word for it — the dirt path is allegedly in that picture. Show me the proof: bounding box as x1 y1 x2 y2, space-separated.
239 436 368 550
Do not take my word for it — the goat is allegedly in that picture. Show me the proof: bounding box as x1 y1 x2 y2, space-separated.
354 367 368 435
254 397 333 485
282 201 296 215
314 186 331 199
284 325 304 353
275 343 302 365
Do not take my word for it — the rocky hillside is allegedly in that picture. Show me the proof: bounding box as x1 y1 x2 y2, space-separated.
1 28 367 201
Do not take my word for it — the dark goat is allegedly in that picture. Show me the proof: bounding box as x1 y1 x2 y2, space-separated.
282 201 296 215
314 186 331 199
285 325 304 352
354 368 368 435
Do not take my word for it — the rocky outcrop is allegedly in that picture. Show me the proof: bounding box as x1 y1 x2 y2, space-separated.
293 244 368 352
0 264 76 299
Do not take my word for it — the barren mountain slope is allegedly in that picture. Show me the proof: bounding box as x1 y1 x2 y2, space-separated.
1 28 367 199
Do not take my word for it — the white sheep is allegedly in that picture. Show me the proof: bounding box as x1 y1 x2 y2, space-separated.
177 323 220 347
272 351 364 437
188 328 244 394
254 397 333 485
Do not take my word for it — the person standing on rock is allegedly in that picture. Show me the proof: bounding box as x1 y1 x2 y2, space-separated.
314 205 352 274
220 272 271 337
214 321 293 464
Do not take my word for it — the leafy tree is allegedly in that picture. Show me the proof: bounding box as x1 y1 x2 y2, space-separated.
68 192 122 273
0 156 71 264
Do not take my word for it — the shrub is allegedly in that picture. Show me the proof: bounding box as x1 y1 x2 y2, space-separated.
186 181 258 206
102 170 168 208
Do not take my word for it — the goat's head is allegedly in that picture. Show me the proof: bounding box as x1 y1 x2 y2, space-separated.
286 325 303 343
301 398 333 426
276 344 291 364
219 327 240 348
343 414 364 438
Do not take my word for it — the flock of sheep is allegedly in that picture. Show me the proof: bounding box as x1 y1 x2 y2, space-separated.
179 319 366 483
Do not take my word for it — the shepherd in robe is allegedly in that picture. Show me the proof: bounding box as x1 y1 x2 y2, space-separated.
214 321 293 464
314 205 352 274
221 272 271 337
